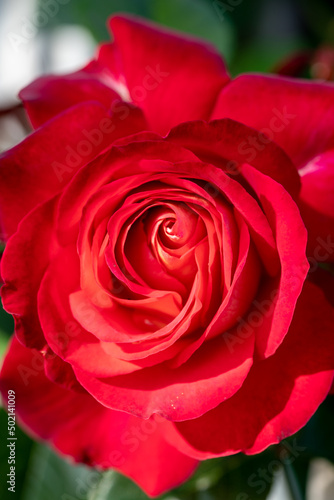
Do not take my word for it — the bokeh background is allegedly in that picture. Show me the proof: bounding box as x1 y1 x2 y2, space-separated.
0 0 334 499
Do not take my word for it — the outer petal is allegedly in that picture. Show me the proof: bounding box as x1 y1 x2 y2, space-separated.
19 61 121 129
240 164 309 358
170 281 334 459
298 151 334 260
0 337 198 497
1 197 59 349
0 102 146 238
73 330 254 421
108 15 230 134
211 77 334 256
166 119 301 199
211 74 334 168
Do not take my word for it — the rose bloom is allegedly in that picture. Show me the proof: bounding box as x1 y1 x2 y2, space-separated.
0 14 334 497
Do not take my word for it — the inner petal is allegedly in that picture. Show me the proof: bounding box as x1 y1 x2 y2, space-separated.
130 203 207 287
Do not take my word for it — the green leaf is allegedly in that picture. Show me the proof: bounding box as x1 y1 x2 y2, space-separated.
82 451 278 500
193 453 274 500
87 470 149 500
21 443 100 500
0 330 10 359
0 408 34 500
0 297 13 358
0 300 14 336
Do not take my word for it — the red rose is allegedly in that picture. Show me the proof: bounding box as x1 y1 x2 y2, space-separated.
0 14 334 497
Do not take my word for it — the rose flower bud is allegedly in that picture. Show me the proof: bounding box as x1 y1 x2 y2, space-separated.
275 45 334 81
0 14 334 497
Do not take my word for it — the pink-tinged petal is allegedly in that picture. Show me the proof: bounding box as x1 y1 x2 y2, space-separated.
240 164 309 358
96 43 124 85
108 15 229 134
1 197 59 349
19 61 121 129
69 288 182 344
37 245 146 378
0 337 198 497
171 281 334 459
0 102 145 239
298 150 334 260
166 119 301 198
299 151 334 216
211 74 334 168
73 329 254 421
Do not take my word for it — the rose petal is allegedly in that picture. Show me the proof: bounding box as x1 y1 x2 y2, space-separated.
240 164 309 357
171 281 334 459
204 214 261 340
0 337 198 497
211 74 334 168
73 328 254 421
36 245 143 377
56 140 198 245
19 61 121 129
0 102 145 238
1 197 59 348
43 349 84 392
298 150 334 260
108 15 229 134
166 119 301 199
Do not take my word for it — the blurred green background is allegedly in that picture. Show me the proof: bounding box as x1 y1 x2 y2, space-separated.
1 0 334 499
36 0 334 75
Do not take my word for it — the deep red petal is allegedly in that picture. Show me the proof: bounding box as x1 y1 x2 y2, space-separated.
298 151 334 260
212 74 334 168
55 140 198 245
108 15 229 134
166 119 301 199
0 337 198 496
73 329 254 421
1 197 59 348
171 281 334 459
43 350 85 392
0 102 145 239
19 61 120 129
240 164 309 358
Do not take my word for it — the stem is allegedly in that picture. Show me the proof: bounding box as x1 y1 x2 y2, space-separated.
283 458 305 500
